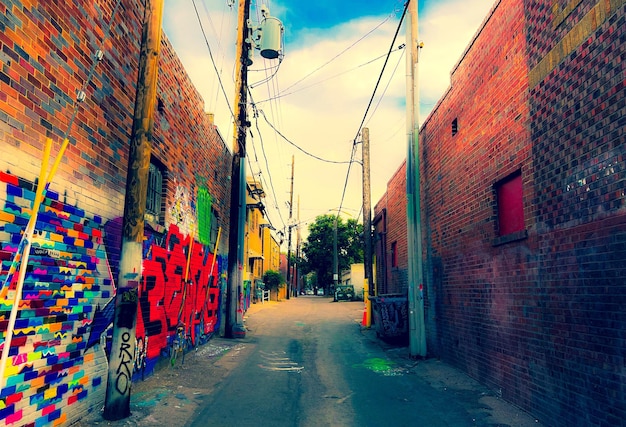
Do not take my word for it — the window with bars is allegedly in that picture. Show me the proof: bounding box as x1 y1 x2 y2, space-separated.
146 162 164 224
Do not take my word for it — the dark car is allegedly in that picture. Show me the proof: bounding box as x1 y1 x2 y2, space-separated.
334 285 354 302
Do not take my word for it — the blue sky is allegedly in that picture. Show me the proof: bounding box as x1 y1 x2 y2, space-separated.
163 0 495 241
278 0 400 31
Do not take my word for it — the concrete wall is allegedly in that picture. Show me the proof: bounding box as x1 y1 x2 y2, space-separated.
374 0 626 425
0 1 232 425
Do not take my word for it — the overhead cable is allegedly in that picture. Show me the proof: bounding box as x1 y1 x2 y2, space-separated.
335 0 410 217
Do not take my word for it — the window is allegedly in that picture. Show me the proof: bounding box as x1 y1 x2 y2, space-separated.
391 241 397 267
451 118 458 136
210 209 220 248
495 171 524 236
146 161 165 224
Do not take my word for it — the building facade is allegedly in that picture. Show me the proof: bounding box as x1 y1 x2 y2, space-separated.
0 1 232 425
373 0 625 425
244 177 281 304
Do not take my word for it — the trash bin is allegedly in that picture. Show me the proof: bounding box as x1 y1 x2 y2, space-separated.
370 295 408 344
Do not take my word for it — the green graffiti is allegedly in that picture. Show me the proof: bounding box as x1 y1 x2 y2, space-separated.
197 186 212 245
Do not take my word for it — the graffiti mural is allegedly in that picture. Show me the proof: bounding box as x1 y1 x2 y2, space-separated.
169 184 195 235
132 223 222 377
0 171 224 426
0 171 112 426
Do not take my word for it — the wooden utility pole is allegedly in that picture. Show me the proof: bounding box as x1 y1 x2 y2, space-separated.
103 0 164 420
286 155 294 299
362 128 373 327
225 0 252 337
406 0 426 358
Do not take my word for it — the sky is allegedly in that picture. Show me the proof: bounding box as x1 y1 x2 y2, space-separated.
162 0 496 246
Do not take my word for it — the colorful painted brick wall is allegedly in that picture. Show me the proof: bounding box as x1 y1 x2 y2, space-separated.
0 0 232 425
0 171 112 426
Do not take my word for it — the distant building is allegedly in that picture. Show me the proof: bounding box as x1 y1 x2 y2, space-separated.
245 177 281 304
340 263 365 300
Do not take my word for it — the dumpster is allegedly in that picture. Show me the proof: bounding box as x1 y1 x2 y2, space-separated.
370 295 408 344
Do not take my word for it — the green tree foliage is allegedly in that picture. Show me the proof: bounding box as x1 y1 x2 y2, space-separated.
262 269 285 291
300 214 364 291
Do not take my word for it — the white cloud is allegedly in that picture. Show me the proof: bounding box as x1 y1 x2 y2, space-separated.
163 0 496 242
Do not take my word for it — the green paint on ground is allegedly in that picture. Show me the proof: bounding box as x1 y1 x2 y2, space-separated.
354 358 406 376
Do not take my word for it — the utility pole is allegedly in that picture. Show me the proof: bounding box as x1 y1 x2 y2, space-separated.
406 0 426 358
286 155 294 299
362 128 373 328
225 0 251 337
295 195 300 296
333 215 338 289
103 0 163 420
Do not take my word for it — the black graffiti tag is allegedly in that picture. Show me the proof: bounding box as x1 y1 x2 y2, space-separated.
115 331 134 395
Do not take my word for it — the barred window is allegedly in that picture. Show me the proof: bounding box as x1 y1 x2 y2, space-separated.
146 162 164 224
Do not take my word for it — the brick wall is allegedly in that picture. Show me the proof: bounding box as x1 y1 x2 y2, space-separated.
525 0 626 424
0 1 232 425
373 161 408 296
374 0 625 425
421 0 533 403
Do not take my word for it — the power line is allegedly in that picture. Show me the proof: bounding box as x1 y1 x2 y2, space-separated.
255 46 405 104
364 47 406 127
335 0 410 217
278 14 392 96
191 0 236 128
248 98 286 229
257 110 354 165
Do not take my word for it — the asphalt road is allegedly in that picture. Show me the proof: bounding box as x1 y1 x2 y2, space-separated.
185 297 540 427
77 296 540 427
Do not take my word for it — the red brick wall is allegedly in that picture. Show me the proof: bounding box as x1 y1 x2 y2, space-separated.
525 0 626 424
420 0 534 408
374 161 408 295
375 0 625 425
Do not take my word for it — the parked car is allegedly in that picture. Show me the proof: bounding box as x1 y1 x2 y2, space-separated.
334 285 354 302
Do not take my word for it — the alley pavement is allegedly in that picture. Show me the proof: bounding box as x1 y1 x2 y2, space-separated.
73 298 540 427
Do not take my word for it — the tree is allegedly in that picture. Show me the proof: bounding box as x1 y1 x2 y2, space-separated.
300 214 364 293
263 269 285 291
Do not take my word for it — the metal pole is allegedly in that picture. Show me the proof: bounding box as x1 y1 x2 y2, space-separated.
296 195 301 296
362 128 373 327
286 155 294 299
104 0 164 419
333 217 338 290
406 0 426 358
225 0 251 337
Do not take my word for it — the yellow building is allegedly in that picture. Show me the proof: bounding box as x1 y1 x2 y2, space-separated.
245 177 280 302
